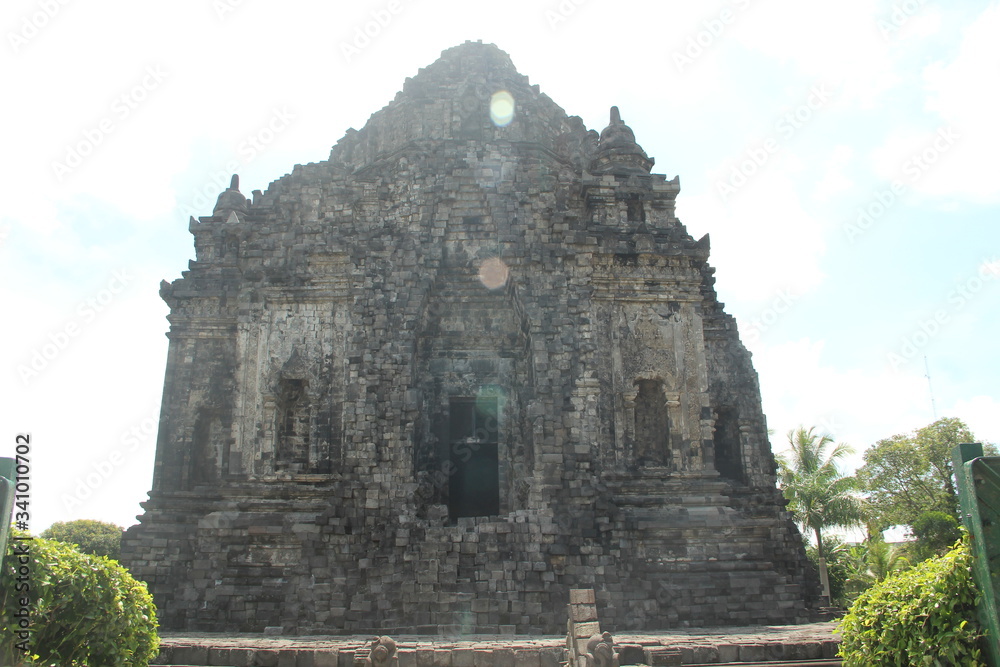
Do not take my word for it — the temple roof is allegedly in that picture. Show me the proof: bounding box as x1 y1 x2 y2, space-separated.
325 41 654 175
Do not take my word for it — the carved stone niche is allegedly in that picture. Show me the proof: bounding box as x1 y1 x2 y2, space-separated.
624 378 680 469
264 350 316 475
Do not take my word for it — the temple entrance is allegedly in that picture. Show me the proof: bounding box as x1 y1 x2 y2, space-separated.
448 397 500 520
714 407 745 483
634 379 669 466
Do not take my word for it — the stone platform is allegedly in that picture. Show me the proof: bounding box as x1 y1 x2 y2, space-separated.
153 622 840 666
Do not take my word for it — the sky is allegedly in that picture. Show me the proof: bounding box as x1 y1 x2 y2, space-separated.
1 0 997 534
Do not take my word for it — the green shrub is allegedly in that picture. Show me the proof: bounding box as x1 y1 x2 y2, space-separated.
40 519 123 560
838 536 984 666
0 532 159 666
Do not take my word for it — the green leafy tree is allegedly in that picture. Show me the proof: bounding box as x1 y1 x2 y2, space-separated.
907 510 962 561
857 418 991 533
0 531 159 666
777 426 866 601
40 519 123 561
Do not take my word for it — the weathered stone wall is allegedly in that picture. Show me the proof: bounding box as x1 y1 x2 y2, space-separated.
123 41 820 634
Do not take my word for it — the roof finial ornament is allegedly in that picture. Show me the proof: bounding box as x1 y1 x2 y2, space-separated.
212 173 249 221
590 107 654 176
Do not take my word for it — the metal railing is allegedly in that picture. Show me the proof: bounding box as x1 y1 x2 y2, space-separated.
954 442 1000 666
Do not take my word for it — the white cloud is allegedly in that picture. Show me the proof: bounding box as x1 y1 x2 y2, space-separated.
758 337 936 473
730 0 902 108
948 395 1000 446
813 145 856 201
921 3 1000 202
680 165 828 306
867 125 963 197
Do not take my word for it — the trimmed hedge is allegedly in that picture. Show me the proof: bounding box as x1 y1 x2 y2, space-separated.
0 532 159 666
838 536 984 666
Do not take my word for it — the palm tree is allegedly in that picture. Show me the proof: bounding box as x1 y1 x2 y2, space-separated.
777 426 866 602
843 538 910 601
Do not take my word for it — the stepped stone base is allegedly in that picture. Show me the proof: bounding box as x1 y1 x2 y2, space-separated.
153 623 841 666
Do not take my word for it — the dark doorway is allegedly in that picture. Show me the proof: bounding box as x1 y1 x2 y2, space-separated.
634 379 669 465
448 397 500 519
714 407 745 483
191 411 221 485
276 378 310 471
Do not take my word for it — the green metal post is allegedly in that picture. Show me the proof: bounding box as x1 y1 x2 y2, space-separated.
0 457 15 558
954 443 1000 666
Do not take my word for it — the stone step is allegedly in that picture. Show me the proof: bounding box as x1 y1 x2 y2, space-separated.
152 623 841 666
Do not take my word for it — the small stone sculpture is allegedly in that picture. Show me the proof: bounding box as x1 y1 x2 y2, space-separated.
584 632 618 667
365 635 398 667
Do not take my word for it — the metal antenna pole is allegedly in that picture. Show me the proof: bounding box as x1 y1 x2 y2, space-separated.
924 356 938 421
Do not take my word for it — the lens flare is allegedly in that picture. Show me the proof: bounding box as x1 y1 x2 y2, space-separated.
477 257 509 290
489 90 515 127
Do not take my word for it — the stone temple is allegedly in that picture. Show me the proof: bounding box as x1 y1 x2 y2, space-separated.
123 41 821 634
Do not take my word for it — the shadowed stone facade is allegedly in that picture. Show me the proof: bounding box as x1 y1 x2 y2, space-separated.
122 41 821 634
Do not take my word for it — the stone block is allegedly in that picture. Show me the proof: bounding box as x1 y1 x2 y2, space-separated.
173 647 209 665
209 648 232 665
738 644 767 662
569 589 595 604
255 650 280 667
688 646 717 663
452 649 474 667
616 646 644 665
493 649 515 667
569 603 598 622
717 644 739 663
396 650 417 667
572 621 600 638
230 648 256 667
646 649 682 667
513 650 539 667
538 649 562 667
315 652 340 667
